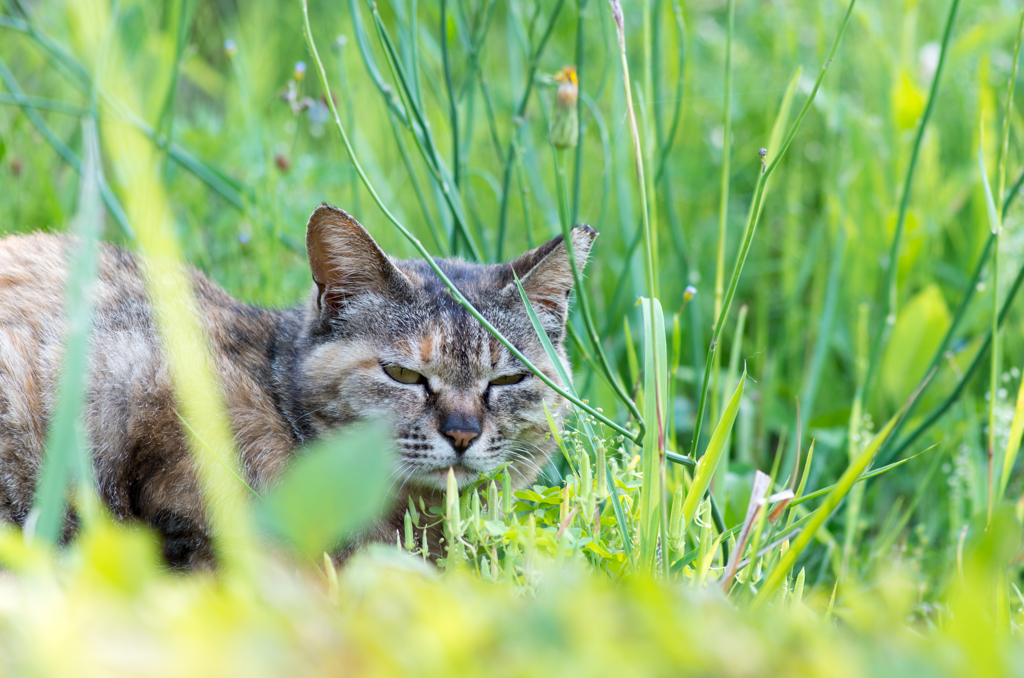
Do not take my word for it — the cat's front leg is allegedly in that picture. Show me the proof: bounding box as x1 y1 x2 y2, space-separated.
149 507 215 570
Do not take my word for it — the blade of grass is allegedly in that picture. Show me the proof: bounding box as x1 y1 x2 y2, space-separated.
607 0 656 305
346 0 409 124
789 446 933 509
713 304 746 503
841 302 870 575
711 0 735 430
666 451 731 554
570 0 588 226
995 6 1024 504
652 0 686 186
153 0 197 146
979 130 1000 525
638 297 668 572
32 119 103 544
997 7 1024 218
606 462 635 570
783 440 815 527
0 93 89 116
797 223 845 449
440 0 459 195
752 405 903 608
607 5 666 567
722 470 771 590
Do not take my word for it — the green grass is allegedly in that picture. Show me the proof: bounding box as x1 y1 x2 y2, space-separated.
3 0 1024 674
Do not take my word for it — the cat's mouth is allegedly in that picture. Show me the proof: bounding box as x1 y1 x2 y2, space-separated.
408 461 485 490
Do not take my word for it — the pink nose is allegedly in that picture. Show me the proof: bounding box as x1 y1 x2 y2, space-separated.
444 429 480 451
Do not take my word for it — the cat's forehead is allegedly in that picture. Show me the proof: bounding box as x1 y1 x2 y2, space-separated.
413 314 505 371
395 256 514 299
390 258 530 372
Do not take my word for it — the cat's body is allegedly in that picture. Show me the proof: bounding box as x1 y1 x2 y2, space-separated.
0 205 595 568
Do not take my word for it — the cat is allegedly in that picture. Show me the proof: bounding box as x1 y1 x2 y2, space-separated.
0 204 596 568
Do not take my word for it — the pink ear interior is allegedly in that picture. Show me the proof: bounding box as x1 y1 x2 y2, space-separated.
305 204 400 312
513 227 598 321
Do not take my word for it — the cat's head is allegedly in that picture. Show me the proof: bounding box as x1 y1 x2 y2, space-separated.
297 203 596 491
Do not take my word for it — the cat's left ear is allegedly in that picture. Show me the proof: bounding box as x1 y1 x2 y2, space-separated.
305 203 412 314
506 225 598 335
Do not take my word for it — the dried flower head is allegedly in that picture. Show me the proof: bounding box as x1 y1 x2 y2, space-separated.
550 66 579 149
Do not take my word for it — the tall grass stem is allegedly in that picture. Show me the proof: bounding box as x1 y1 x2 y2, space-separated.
494 0 566 259
862 0 962 401
687 0 856 460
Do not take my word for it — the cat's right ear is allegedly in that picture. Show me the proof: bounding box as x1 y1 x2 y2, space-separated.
305 203 410 314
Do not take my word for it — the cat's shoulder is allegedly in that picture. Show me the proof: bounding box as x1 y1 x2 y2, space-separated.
0 230 69 264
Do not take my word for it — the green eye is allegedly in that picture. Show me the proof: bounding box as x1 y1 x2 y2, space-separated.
489 373 526 386
384 364 426 385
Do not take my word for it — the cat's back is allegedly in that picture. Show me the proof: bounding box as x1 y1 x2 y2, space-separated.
0 234 76 413
0 233 161 520
0 232 153 341
0 232 70 325
0 234 80 522
0 232 289 532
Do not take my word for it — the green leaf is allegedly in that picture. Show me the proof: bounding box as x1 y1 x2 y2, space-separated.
514 490 545 503
880 285 950 404
483 521 508 537
260 421 391 555
681 370 746 535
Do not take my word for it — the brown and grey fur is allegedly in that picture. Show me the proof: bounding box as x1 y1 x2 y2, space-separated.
0 204 596 568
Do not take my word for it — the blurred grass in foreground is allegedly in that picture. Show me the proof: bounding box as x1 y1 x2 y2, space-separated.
4 0 1024 673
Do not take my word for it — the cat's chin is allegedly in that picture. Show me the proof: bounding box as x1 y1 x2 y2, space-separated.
408 463 485 491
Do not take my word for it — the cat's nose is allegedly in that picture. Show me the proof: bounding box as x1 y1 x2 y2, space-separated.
440 412 481 453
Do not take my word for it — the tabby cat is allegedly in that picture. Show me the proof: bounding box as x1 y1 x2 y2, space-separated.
0 204 596 568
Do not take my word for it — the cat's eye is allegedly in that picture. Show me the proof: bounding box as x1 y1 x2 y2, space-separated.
489 373 527 386
383 364 426 385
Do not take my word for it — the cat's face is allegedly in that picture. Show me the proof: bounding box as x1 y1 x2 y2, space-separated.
297 205 596 491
